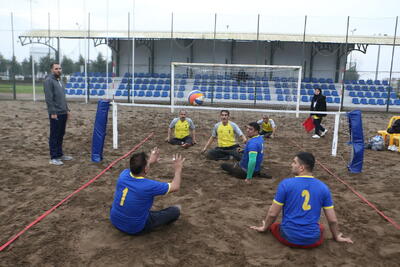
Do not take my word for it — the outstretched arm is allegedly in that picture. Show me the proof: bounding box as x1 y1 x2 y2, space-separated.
165 128 172 142
324 208 353 243
249 202 282 232
201 136 215 153
245 152 257 183
169 154 185 193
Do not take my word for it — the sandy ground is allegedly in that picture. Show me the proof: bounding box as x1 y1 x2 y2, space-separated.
0 100 399 266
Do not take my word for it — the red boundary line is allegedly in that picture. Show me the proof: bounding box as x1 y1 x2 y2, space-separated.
290 140 400 230
0 132 154 252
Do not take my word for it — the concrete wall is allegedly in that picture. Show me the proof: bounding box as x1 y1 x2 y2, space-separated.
115 39 345 80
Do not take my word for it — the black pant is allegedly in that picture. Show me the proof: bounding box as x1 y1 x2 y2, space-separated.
313 118 325 136
260 130 273 138
49 114 67 159
221 163 260 179
207 145 241 161
136 206 180 235
169 136 193 145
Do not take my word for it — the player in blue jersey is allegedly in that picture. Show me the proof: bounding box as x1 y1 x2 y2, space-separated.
110 148 185 235
250 152 353 248
221 122 267 183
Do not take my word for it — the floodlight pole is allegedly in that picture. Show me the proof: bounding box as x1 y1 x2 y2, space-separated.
339 16 350 112
386 16 398 112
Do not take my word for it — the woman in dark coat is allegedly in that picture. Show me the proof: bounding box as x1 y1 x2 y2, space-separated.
310 88 328 139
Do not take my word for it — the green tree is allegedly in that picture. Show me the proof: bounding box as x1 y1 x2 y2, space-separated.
0 53 10 73
91 52 107 73
344 65 360 81
75 55 87 73
21 57 38 77
61 55 75 75
10 56 22 76
39 55 56 73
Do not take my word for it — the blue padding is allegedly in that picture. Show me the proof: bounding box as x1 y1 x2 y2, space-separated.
347 110 364 173
91 100 110 162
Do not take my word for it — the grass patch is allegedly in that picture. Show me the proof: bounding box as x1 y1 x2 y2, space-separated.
0 83 44 94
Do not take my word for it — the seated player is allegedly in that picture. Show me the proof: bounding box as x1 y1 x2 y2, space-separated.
201 110 247 160
165 110 197 149
110 148 185 235
257 114 277 138
221 122 267 183
250 152 353 248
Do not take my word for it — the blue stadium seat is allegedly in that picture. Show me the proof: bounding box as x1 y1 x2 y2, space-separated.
329 84 336 90
283 89 290 94
302 77 311 83
73 83 79 89
307 89 314 95
324 90 331 96
148 85 155 90
248 94 255 101
138 91 145 97
361 86 368 91
256 95 263 101
277 95 284 101
232 94 238 100
365 92 373 98
334 97 340 104
373 92 381 98
311 78 318 83
69 89 76 95
378 86 385 92
263 88 270 94
282 83 289 88
331 91 339 97
76 89 83 95
366 80 373 85
377 99 385 105
216 86 223 92
357 92 364 98
275 83 282 88
264 95 271 101
312 84 320 89
240 87 246 93
224 94 230 100
90 89 97 96
70 77 76 82
179 86 185 91
101 84 107 89
224 87 231 93
146 91 153 97
346 85 353 90
161 91 169 97
66 83 72 88
164 85 171 91
240 94 247 100
368 99 376 105
88 84 94 89
321 84 328 90
153 91 161 97
359 80 365 85
98 90 105 96
354 85 360 91
232 87 238 93
301 95 310 102
300 89 307 95
143 79 149 84
369 86 376 92
326 79 334 84
305 84 312 89
262 82 269 87
390 93 397 99
349 92 356 97
360 98 367 105
318 78 326 83
374 80 381 85
216 93 222 99
352 98 359 104
77 77 83 83
381 92 388 98
248 88 255 94
326 97 333 103
382 80 389 86
394 99 400 105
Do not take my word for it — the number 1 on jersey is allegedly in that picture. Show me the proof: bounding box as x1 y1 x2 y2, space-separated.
120 187 128 206
301 190 311 211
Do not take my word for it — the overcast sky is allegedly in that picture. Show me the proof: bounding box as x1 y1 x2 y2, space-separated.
1 0 399 78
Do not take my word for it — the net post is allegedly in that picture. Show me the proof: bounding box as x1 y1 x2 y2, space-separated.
112 100 118 149
331 112 340 156
171 62 175 113
296 66 302 118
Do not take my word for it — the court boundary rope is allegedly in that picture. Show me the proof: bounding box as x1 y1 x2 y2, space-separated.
0 132 154 252
290 140 400 230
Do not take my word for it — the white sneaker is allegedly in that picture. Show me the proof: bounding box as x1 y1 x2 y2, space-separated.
58 155 73 161
320 129 328 137
49 159 64 165
312 134 321 139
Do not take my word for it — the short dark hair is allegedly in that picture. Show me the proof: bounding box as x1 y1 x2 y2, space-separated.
50 62 60 69
296 152 315 171
248 122 260 132
314 88 322 94
220 110 230 116
130 152 148 175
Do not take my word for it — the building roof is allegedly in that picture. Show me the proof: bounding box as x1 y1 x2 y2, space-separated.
20 30 398 45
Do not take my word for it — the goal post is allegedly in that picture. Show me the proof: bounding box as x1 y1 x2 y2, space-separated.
171 62 302 116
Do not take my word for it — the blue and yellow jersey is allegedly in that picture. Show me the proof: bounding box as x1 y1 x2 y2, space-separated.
239 135 264 172
257 119 276 132
273 176 334 245
212 121 243 147
110 169 170 234
169 118 195 139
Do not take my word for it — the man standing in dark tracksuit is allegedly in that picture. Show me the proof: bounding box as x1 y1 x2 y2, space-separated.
44 63 73 165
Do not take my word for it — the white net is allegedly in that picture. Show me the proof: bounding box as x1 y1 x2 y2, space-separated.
171 62 302 111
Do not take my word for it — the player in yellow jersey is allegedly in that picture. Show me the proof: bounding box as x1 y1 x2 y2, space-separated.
201 110 247 160
166 110 197 149
257 114 277 138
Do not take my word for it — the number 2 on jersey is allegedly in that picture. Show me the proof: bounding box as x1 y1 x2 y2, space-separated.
301 190 311 211
120 187 128 206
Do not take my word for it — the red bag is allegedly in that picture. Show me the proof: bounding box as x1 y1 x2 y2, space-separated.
302 117 315 132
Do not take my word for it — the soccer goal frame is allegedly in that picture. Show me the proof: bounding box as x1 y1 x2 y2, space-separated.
171 62 303 114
